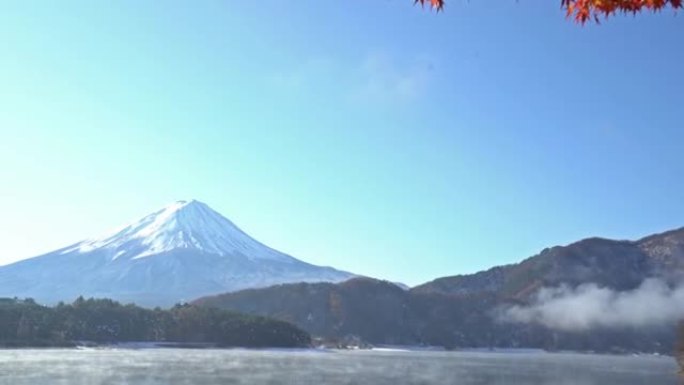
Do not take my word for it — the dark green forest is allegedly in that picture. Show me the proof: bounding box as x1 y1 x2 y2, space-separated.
0 297 310 348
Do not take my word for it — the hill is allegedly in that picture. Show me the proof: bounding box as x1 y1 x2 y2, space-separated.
195 227 684 353
0 297 310 348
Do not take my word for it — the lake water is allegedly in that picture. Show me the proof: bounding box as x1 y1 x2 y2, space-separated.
0 348 678 385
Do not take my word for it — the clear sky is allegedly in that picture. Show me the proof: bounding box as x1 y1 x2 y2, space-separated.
1 1 683 286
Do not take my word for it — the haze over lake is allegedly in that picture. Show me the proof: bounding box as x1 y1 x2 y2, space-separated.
0 349 677 385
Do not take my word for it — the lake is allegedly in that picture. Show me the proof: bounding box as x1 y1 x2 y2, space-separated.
0 348 678 385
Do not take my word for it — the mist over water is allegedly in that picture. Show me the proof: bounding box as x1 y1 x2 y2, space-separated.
0 349 676 385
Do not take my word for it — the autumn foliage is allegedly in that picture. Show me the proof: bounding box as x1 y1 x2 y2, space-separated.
415 0 682 23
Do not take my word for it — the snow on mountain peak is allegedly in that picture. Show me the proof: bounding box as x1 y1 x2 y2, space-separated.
2 200 354 306
61 200 293 262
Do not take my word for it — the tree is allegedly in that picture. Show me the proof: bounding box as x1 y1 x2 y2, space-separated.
415 0 682 23
0 297 311 348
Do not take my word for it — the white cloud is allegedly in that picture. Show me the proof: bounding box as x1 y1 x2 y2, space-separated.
499 278 684 331
264 52 435 105
353 52 434 103
265 57 336 94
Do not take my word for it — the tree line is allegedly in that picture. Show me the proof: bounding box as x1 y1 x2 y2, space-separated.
0 297 310 348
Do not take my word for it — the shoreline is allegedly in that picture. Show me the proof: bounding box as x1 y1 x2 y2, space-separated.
0 342 674 358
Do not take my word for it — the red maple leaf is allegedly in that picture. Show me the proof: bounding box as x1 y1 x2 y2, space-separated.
415 0 445 11
415 0 682 23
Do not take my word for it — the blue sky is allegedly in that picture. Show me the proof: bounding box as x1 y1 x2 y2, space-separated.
1 1 683 285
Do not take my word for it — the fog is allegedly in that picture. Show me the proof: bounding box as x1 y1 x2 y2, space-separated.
501 279 684 331
0 349 675 385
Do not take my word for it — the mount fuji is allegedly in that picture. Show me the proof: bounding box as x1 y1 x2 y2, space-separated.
0 200 354 306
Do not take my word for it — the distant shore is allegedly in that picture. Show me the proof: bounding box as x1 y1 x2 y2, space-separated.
0 341 675 358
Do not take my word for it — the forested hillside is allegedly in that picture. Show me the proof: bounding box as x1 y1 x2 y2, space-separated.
195 277 676 353
0 297 310 348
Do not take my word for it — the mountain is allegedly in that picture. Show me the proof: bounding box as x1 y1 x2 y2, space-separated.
195 227 684 353
413 229 684 297
0 200 353 306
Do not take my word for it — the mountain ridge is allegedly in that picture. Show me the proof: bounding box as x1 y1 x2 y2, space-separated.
194 224 684 353
0 200 354 306
413 226 684 297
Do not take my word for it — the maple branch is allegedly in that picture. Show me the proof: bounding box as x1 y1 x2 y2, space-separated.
414 0 683 23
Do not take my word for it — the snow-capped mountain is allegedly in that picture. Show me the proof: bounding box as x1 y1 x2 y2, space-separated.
0 200 354 306
62 200 300 262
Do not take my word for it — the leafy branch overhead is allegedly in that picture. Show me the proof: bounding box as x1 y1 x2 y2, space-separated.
414 0 682 23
